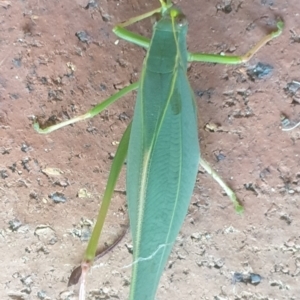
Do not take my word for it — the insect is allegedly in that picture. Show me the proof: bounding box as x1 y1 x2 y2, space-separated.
34 1 283 299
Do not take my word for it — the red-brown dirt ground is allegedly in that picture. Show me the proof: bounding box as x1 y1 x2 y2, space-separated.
1 0 300 299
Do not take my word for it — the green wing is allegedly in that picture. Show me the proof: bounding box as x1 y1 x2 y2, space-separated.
126 18 200 298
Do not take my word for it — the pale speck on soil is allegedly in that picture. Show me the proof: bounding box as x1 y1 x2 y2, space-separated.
1 0 300 299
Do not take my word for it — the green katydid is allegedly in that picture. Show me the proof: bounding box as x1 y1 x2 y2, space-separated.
34 1 283 299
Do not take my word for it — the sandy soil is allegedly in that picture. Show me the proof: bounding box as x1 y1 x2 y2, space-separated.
1 0 300 299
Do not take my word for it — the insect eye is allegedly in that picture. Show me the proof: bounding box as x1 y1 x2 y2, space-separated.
175 14 187 26
153 12 161 22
